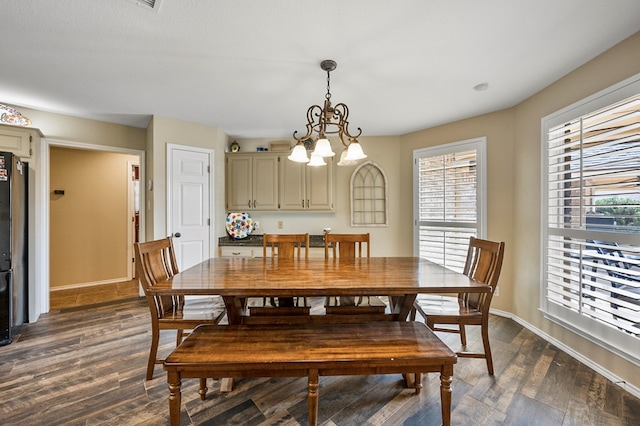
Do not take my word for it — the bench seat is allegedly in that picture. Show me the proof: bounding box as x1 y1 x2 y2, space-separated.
163 321 457 426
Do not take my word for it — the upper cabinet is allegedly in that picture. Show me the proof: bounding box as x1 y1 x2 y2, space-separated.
0 124 42 158
226 153 279 211
226 152 335 212
281 155 334 211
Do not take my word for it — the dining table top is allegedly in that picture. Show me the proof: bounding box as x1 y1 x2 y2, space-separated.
151 256 489 297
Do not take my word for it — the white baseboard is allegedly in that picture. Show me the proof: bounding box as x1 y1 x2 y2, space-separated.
50 277 131 292
490 308 640 400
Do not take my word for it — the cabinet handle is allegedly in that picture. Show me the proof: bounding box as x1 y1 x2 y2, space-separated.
301 200 304 208
248 200 251 208
253 200 256 208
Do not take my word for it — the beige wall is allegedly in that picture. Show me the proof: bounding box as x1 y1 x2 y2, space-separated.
399 31 640 389
10 107 146 151
49 147 138 288
399 109 516 312
510 32 640 389
232 136 403 256
147 116 228 242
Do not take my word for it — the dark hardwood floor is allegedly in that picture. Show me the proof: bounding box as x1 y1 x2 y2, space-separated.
1 293 639 425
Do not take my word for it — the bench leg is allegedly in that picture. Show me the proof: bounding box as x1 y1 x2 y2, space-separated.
199 378 208 400
307 369 319 426
440 365 453 426
167 371 182 426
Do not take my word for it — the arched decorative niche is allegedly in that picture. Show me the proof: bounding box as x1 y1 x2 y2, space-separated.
350 161 388 227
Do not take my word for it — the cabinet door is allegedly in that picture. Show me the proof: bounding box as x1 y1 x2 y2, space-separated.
306 156 335 211
226 155 252 210
279 157 306 210
220 247 254 257
252 154 279 210
0 125 38 158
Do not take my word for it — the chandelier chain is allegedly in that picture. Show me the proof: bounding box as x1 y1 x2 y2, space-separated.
325 70 332 100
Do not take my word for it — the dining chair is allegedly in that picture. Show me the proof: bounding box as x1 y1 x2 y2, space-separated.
134 237 225 380
248 233 310 314
324 233 387 314
411 237 505 375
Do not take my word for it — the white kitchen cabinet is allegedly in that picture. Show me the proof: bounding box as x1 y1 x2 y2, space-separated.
0 124 42 158
280 154 334 211
219 246 255 258
225 153 279 211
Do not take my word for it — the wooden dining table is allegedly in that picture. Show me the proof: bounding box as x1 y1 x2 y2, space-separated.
152 256 491 324
155 256 488 411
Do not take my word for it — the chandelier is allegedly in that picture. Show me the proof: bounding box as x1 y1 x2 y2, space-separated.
288 59 366 167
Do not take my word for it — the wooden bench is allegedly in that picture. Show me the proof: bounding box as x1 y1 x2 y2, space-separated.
163 322 457 426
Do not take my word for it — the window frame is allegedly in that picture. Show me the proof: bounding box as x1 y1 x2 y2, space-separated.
412 137 487 270
541 72 640 365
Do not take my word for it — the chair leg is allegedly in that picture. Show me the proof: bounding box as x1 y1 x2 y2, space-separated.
147 328 160 380
176 329 184 346
459 324 467 346
409 306 417 321
481 321 494 375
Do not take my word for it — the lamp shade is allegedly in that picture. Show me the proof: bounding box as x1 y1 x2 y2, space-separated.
288 143 310 163
344 140 367 161
307 152 327 167
337 148 357 166
313 138 335 157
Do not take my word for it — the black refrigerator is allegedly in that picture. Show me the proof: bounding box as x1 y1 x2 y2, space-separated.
0 151 28 346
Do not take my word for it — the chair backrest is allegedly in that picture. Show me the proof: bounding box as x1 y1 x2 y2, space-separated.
263 233 309 259
134 237 180 318
324 233 370 259
462 237 505 312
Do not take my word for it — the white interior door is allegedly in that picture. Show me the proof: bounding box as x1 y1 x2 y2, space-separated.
168 145 212 271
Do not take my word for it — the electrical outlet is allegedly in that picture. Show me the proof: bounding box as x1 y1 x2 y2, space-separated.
494 287 499 297
278 221 283 229
254 221 260 229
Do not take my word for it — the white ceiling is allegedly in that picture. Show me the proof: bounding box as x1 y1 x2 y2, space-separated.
1 1 639 139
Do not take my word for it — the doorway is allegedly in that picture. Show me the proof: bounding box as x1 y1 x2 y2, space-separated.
45 141 144 310
166 144 214 270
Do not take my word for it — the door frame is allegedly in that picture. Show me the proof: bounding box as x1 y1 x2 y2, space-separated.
166 143 215 267
38 138 145 315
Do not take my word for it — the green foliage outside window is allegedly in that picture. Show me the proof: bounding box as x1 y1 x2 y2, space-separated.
595 197 640 228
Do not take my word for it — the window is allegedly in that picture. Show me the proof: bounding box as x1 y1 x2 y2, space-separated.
542 74 640 364
413 137 487 272
350 162 388 227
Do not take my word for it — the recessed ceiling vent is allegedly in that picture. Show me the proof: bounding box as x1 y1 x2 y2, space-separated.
129 0 162 11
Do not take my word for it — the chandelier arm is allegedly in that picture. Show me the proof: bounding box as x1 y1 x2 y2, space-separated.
332 102 363 141
293 104 323 142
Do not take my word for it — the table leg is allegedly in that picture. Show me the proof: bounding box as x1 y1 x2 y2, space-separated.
440 365 453 426
414 372 422 395
308 369 319 426
167 371 182 426
222 296 245 325
403 373 415 388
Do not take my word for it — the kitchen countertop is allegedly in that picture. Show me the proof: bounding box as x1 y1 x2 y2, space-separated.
218 234 326 248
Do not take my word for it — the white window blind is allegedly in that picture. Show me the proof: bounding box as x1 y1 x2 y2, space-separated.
413 138 486 272
543 86 640 362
